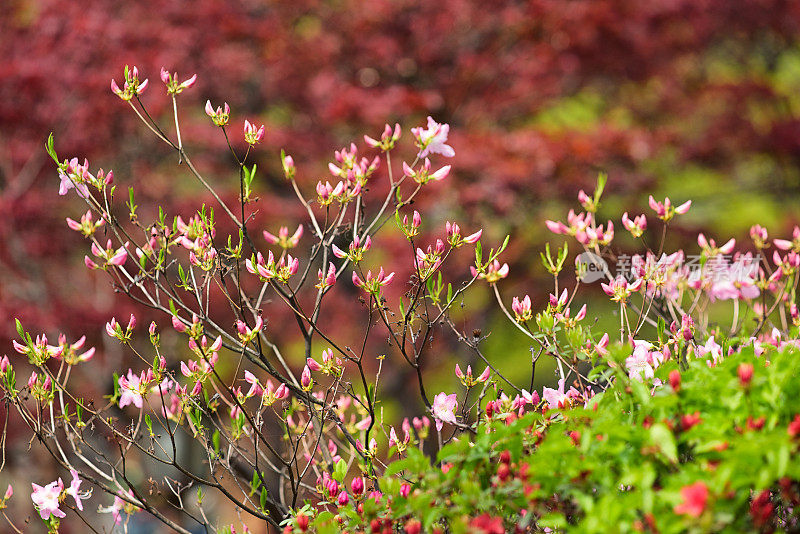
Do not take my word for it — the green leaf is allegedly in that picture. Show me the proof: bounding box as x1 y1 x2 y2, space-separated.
648 423 677 463
45 132 59 163
213 430 220 454
333 458 347 482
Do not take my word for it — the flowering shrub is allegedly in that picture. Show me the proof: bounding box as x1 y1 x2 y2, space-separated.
1 66 799 532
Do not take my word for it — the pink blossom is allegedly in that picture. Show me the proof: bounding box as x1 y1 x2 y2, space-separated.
66 470 89 511
432 392 458 431
542 378 580 410
118 369 145 408
244 120 265 145
31 479 65 520
411 116 455 158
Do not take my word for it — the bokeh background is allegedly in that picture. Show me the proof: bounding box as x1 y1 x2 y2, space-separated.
2 0 800 531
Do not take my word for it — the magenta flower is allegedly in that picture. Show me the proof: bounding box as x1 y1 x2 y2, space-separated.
411 117 455 158
432 392 458 431
31 479 65 520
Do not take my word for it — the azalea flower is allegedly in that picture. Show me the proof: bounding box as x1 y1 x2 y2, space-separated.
674 481 709 517
66 470 90 511
624 340 663 381
696 335 723 366
118 369 147 409
431 392 458 431
542 378 580 410
411 116 455 158
31 479 65 520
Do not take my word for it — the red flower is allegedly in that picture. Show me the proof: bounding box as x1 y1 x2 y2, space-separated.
681 412 703 431
469 514 505 534
788 414 800 437
750 489 773 529
674 481 709 517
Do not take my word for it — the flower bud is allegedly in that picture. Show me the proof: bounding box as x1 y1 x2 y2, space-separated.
669 370 681 392
350 476 364 496
738 363 754 388
301 365 312 390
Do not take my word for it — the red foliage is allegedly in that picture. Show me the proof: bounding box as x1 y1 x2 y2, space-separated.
2 0 800 371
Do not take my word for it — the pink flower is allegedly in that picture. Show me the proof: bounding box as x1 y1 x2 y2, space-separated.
160 68 197 94
470 260 509 283
316 262 337 290
512 295 532 322
411 117 455 158
542 378 580 410
648 196 691 222
263 225 303 248
432 392 458 431
674 481 709 517
364 123 401 151
244 120 265 145
205 100 230 127
66 470 89 511
621 212 647 237
118 369 145 409
352 267 395 294
31 479 65 520
624 341 660 381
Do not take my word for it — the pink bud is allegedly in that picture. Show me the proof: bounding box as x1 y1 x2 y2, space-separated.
738 363 754 388
127 314 136 331
3 484 11 500
28 371 38 389
463 229 482 244
350 476 364 495
337 490 349 506
399 483 411 498
674 200 692 214
301 366 312 388
476 366 491 383
172 316 187 332
275 383 288 399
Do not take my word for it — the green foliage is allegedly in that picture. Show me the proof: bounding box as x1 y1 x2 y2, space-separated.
303 346 800 532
